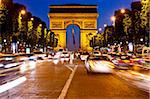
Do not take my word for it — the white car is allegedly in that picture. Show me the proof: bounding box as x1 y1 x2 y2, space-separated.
92 51 101 57
85 56 115 73
60 51 70 61
80 52 89 61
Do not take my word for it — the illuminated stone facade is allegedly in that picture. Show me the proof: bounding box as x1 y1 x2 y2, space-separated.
48 5 98 51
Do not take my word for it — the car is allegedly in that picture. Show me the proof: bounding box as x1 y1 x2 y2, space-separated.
15 53 31 62
92 51 101 57
80 52 89 61
60 51 70 61
53 52 61 60
58 48 64 52
33 51 46 60
85 56 115 73
112 55 133 69
0 55 23 69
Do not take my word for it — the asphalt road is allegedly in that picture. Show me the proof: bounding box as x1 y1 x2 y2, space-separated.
66 61 149 99
0 59 149 99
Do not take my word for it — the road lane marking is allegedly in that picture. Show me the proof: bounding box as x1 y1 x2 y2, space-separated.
0 76 27 93
64 65 74 71
58 65 78 99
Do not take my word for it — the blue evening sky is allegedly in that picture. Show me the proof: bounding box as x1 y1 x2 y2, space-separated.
13 0 139 28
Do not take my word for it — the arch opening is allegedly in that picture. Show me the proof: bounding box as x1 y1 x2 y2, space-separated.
66 24 80 51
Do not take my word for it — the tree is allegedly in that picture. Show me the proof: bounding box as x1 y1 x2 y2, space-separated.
104 26 115 45
0 0 13 52
123 13 132 42
140 0 150 44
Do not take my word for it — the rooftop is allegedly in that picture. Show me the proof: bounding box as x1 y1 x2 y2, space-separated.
49 4 98 13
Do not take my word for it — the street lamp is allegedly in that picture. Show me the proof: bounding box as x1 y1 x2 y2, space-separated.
104 24 107 27
18 10 26 53
3 39 6 43
3 39 6 53
39 24 42 27
98 28 102 33
31 17 34 21
21 10 26 15
110 16 116 26
18 9 26 38
121 8 125 14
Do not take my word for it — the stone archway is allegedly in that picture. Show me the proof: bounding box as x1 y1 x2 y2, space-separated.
48 4 98 51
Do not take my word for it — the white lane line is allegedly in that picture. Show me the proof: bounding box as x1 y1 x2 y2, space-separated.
0 76 27 93
64 65 74 71
58 65 78 99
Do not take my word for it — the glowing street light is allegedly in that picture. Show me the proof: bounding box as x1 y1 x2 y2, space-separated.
21 10 26 15
140 38 143 42
31 18 34 21
121 8 125 14
3 39 6 43
39 24 42 27
111 16 116 22
99 28 102 32
111 16 116 26
104 24 107 27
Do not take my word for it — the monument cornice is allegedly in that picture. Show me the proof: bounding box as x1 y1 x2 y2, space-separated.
49 13 98 19
49 5 97 9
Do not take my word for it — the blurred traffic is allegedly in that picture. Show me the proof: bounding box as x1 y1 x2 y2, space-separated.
0 46 150 94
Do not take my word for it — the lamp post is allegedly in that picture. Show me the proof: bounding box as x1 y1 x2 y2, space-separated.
36 23 42 48
3 39 6 53
110 16 116 26
17 9 26 53
103 24 108 46
31 17 34 21
104 24 107 28
98 28 102 33
18 10 26 30
18 9 26 41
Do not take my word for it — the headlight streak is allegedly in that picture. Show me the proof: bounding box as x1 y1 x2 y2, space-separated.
0 63 4 67
4 63 19 68
53 59 59 65
29 61 36 70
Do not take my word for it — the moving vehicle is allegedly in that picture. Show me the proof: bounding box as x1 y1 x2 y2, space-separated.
112 55 133 69
60 51 70 61
32 51 46 60
0 55 23 69
85 56 115 73
92 51 101 57
80 52 89 61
